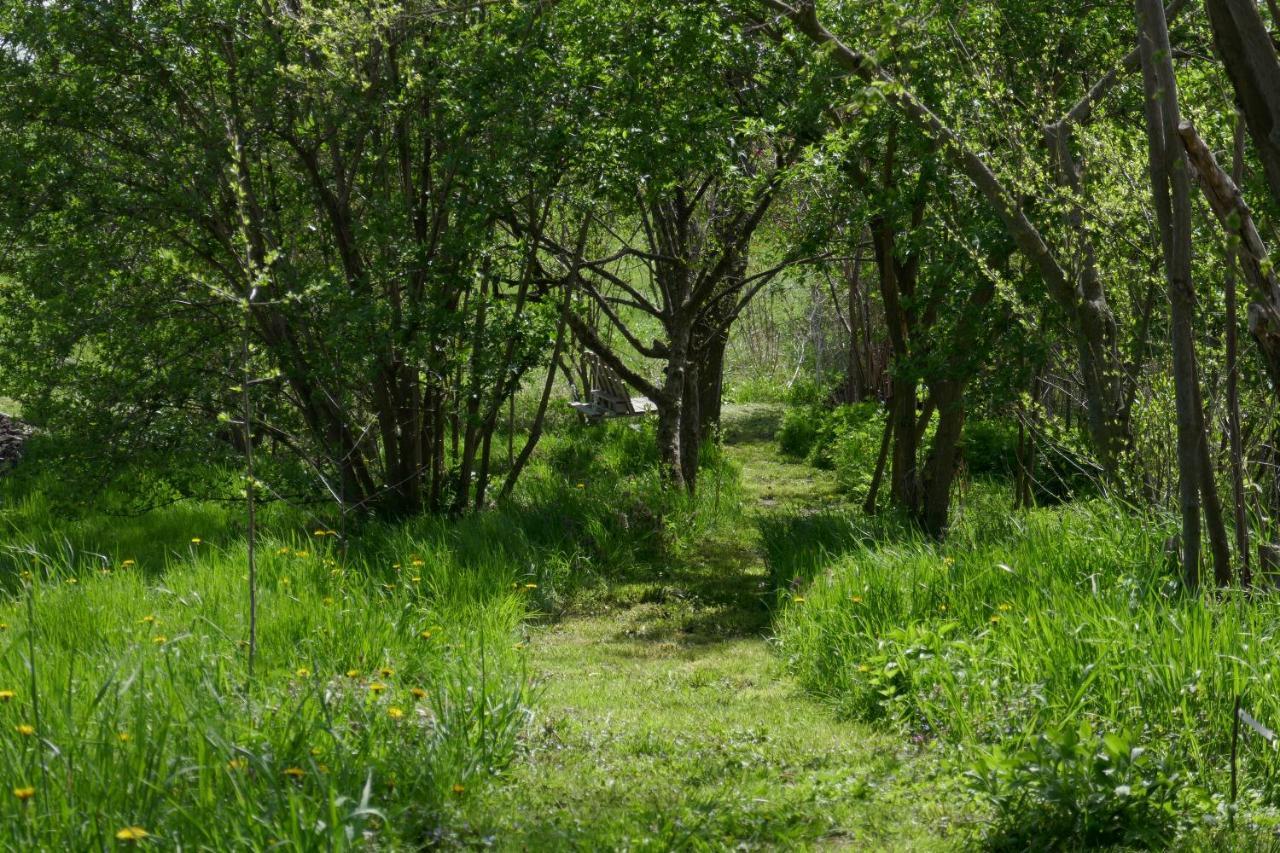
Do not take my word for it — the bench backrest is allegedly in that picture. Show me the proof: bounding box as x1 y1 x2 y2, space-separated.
584 352 637 415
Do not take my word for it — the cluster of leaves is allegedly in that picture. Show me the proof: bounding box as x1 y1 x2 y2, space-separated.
967 724 1195 850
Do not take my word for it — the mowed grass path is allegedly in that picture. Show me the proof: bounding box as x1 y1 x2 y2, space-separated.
445 406 972 849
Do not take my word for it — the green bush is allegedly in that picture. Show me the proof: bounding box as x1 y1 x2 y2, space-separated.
777 406 821 459
959 419 1019 479
968 725 1192 850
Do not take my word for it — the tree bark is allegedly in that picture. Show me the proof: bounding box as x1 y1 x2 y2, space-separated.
1138 0 1232 587
1203 0 1280 208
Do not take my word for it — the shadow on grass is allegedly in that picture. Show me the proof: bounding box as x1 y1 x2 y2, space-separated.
719 403 784 445
758 508 918 593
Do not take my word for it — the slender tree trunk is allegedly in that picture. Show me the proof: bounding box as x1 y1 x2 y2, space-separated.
501 297 570 500
864 409 892 514
680 358 702 491
1138 0 1232 587
1226 115 1253 587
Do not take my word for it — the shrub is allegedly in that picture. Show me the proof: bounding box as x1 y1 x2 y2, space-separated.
967 725 1192 850
777 406 821 459
959 419 1019 479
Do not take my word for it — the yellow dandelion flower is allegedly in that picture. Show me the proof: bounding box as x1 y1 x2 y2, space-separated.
65 578 77 585
15 724 35 737
117 732 130 742
313 529 326 537
0 624 8 631
411 559 425 567
322 596 334 606
227 758 246 771
379 667 394 677
345 669 360 678
452 783 465 794
850 595 863 603
191 538 202 544
419 630 432 640
793 596 806 603
294 551 308 558
121 559 136 568
392 563 401 569
295 667 310 678
989 615 1001 624
369 682 387 694
12 786 34 801
0 690 14 702
857 664 871 673
938 603 948 612
283 767 305 779
524 583 538 590
575 483 585 489
410 687 426 699
997 602 1012 612
152 635 167 645
139 615 156 624
310 747 322 756
317 763 329 774
382 583 396 591
115 827 148 842
387 707 405 720
411 576 421 583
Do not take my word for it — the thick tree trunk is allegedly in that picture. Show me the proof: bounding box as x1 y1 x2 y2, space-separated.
921 384 966 538
888 376 921 513
693 323 729 443
656 398 685 492
1203 0 1280 207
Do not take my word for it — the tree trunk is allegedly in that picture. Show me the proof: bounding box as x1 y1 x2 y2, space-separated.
1138 0 1232 587
921 383 966 538
680 358 702 492
1203 0 1280 207
1226 115 1252 587
864 409 892 514
888 375 921 513
656 398 685 492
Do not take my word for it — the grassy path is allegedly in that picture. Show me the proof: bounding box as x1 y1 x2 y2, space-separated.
449 406 967 849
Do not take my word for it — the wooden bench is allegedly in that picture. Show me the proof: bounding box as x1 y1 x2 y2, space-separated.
568 352 658 423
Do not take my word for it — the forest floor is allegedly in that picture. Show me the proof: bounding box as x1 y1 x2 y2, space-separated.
446 405 975 849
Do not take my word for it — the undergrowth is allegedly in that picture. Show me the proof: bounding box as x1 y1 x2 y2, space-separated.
0 418 727 847
766 486 1280 845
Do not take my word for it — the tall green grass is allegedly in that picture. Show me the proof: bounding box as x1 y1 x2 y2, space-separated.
766 486 1280 840
0 417 734 846
0 525 530 848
